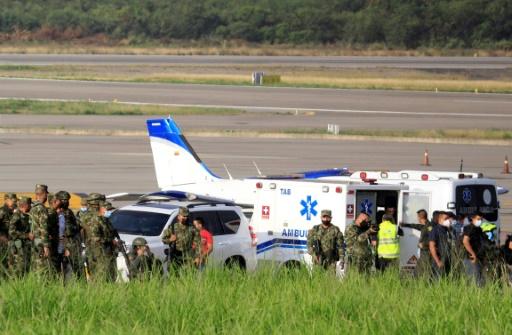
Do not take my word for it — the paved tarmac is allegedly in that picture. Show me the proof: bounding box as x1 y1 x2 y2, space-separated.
1 54 512 69
2 112 512 132
0 78 511 121
0 133 510 236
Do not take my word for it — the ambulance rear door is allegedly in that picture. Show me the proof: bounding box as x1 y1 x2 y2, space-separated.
399 190 431 269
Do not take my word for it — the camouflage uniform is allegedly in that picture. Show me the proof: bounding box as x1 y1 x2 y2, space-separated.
162 207 201 272
76 197 88 226
99 201 118 281
128 238 159 281
81 193 114 280
53 191 82 281
29 197 52 274
307 221 344 270
345 224 374 274
47 202 59 272
8 197 32 277
0 193 17 275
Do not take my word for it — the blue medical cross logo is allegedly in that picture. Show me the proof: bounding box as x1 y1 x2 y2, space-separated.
462 188 472 204
360 198 374 215
300 195 318 221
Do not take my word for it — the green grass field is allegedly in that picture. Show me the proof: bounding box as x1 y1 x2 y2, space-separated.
0 269 510 334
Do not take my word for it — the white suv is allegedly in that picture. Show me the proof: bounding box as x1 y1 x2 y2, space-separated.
110 193 257 272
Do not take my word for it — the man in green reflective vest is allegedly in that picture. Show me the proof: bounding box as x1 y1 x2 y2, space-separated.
481 220 497 243
377 214 400 271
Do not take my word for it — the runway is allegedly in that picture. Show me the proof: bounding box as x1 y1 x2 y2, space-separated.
0 132 510 236
1 54 512 69
0 78 511 125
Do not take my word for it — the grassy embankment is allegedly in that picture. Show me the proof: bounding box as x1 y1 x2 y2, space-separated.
1 64 512 94
0 99 511 142
0 98 243 116
0 269 510 334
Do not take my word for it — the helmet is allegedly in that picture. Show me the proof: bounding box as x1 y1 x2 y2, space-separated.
55 191 71 201
132 237 148 247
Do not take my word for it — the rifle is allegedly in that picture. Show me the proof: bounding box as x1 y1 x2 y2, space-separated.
165 222 177 264
113 229 131 269
80 242 91 282
313 239 322 265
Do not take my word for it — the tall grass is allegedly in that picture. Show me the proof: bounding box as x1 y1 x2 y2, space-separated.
0 269 510 334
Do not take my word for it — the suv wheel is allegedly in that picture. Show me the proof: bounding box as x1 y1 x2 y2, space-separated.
225 256 246 271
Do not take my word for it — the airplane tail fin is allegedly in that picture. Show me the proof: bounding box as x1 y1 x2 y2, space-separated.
146 117 220 189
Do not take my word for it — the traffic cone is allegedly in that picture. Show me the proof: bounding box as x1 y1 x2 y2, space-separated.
422 149 431 166
503 156 510 174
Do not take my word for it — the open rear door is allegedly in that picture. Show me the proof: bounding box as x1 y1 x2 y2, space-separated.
399 191 431 269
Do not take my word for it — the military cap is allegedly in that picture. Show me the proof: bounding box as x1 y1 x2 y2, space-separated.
87 193 106 203
321 209 332 217
18 196 31 205
35 184 48 193
132 237 148 247
55 191 71 201
179 207 189 216
4 193 17 200
100 201 115 210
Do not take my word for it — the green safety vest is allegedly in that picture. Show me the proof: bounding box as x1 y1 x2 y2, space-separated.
377 220 400 259
481 221 497 241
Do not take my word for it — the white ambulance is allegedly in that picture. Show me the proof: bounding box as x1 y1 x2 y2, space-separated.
249 178 409 269
321 170 501 267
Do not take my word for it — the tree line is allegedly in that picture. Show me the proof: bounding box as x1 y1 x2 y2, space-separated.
0 0 511 49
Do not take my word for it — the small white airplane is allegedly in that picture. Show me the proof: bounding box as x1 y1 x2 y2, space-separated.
141 117 350 204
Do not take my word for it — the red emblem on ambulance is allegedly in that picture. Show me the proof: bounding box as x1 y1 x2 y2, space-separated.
346 204 354 218
262 206 270 219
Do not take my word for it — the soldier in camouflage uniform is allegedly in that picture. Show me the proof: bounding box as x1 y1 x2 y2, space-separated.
47 192 59 275
345 211 377 274
80 193 115 281
52 191 81 282
128 237 159 281
162 207 201 274
0 193 17 276
8 197 32 277
307 209 345 271
99 200 118 281
29 184 52 275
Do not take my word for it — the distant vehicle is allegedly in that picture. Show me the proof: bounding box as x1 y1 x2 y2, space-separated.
110 192 257 274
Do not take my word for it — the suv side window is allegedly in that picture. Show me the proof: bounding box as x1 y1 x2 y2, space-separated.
218 211 241 234
190 211 224 236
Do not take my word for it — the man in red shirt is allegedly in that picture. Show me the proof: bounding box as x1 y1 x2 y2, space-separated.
193 217 213 270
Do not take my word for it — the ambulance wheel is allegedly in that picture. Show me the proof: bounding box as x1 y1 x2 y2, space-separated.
283 260 302 271
225 256 246 272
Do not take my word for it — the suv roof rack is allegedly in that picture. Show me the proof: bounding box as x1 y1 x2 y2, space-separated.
136 190 237 207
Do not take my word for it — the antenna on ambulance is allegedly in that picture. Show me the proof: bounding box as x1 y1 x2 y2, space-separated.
253 161 263 176
223 164 233 180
